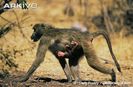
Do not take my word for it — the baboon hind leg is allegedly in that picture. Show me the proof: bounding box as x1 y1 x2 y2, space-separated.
58 58 73 82
82 41 116 82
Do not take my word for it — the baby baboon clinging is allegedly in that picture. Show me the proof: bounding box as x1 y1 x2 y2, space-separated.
15 23 121 82
56 41 79 58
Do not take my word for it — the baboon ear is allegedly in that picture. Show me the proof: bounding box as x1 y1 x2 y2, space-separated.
40 24 45 28
43 23 53 29
47 24 53 29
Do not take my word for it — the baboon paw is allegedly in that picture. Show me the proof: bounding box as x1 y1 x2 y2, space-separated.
111 70 116 82
13 77 28 83
73 79 81 84
68 79 73 83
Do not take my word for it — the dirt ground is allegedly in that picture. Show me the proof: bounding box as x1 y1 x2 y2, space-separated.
0 75 132 87
1 35 133 87
0 0 133 87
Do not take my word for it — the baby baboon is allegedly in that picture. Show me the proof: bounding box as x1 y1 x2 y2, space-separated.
15 23 121 82
56 41 79 58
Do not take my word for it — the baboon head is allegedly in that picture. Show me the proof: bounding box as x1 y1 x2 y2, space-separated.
31 23 52 42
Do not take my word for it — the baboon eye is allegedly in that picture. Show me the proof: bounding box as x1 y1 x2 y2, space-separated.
33 28 36 31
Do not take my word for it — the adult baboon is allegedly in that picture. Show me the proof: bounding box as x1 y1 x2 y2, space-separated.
15 23 121 82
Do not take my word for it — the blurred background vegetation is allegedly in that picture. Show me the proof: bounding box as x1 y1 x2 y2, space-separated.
0 0 133 81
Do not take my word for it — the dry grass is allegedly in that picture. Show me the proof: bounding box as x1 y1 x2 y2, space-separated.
0 0 133 86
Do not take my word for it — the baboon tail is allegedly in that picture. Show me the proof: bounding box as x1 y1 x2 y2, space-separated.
91 31 121 73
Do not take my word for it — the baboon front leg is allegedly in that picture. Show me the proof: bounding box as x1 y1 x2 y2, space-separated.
82 41 116 82
16 42 48 82
58 58 72 82
69 57 81 83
